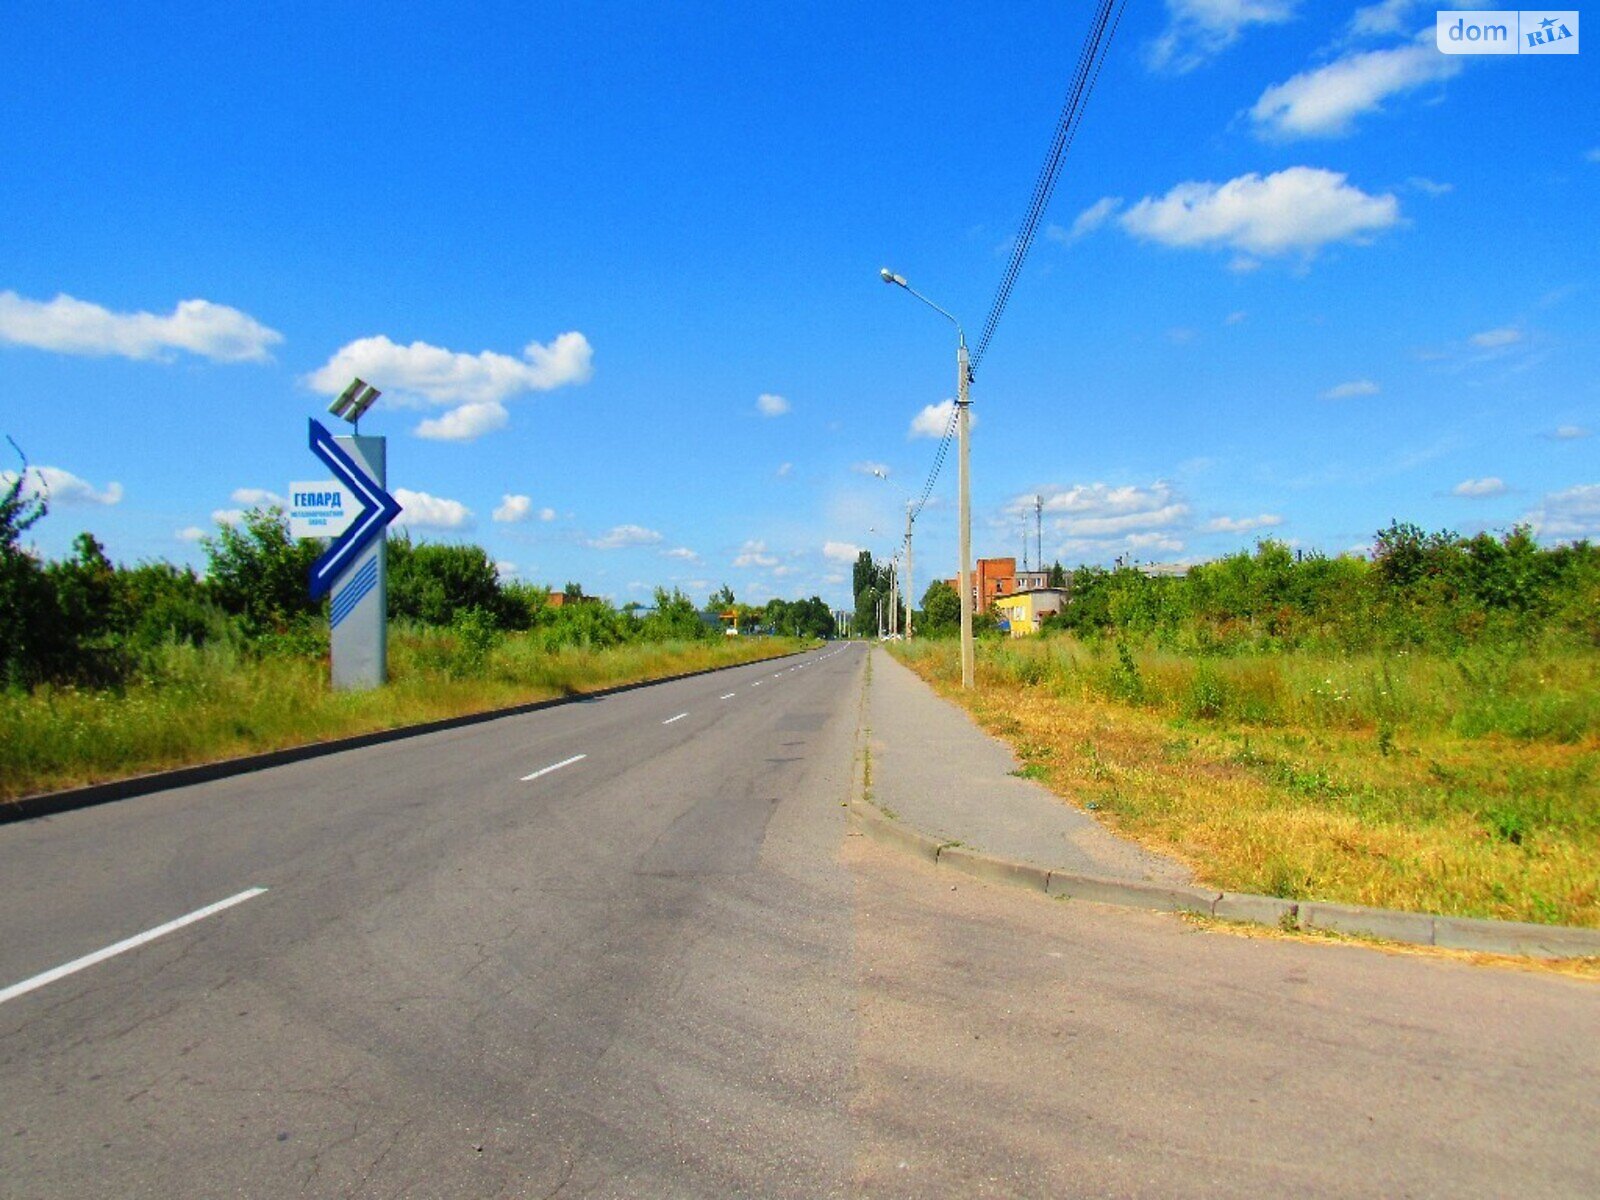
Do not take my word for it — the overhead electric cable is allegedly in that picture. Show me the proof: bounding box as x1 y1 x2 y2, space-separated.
902 0 1128 525
972 0 1127 372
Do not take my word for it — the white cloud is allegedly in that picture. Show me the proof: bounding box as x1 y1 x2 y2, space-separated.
1453 477 1507 498
540 507 556 521
1123 532 1188 553
0 465 123 507
1029 481 1179 518
1060 504 1191 537
1554 425 1591 440
908 398 977 439
1524 484 1600 540
1586 148 1600 164
853 461 891 477
0 291 282 363
1147 0 1298 74
1052 196 1123 243
495 560 518 577
776 462 793 478
493 493 533 523
734 539 779 568
176 526 207 543
1470 326 1522 349
306 331 592 442
1119 168 1400 259
1204 514 1285 532
661 546 700 562
587 524 662 550
231 487 285 507
1018 482 1198 564
1322 379 1380 399
756 392 790 417
823 541 863 564
392 488 473 531
1250 42 1460 139
307 331 591 404
1348 0 1416 36
414 400 510 442
1225 310 1248 325
211 508 245 527
1406 176 1453 196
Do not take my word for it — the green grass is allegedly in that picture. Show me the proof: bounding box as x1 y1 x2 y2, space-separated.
0 630 808 802
893 636 1600 928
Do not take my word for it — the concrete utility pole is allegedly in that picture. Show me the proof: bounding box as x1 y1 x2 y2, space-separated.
956 335 973 688
904 499 914 641
879 267 973 687
891 563 899 636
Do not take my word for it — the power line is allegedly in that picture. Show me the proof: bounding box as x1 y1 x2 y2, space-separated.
972 0 1128 373
902 0 1128 527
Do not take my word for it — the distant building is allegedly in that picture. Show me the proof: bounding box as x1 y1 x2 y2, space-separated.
1136 562 1190 579
993 587 1070 637
546 591 600 608
946 557 1060 612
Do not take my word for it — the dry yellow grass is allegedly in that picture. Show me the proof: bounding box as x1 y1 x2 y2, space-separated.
894 642 1600 929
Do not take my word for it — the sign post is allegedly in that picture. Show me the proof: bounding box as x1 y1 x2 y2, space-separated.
304 415 402 690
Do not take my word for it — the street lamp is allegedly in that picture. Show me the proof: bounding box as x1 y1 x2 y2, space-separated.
880 268 973 687
872 467 915 642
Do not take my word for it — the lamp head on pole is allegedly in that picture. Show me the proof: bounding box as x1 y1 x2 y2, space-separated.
879 267 907 287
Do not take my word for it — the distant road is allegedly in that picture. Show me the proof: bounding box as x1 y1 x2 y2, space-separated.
3 642 1595 1197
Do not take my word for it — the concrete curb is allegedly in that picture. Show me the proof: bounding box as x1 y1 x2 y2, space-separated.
2 647 810 826
847 799 1600 961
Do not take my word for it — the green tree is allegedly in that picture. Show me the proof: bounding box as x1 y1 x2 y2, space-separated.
709 583 736 611
0 441 52 684
919 580 960 637
202 508 322 636
387 534 505 627
642 587 711 642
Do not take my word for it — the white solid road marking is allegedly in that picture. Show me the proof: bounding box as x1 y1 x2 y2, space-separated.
0 887 268 1007
720 693 736 700
521 753 587 782
662 712 688 724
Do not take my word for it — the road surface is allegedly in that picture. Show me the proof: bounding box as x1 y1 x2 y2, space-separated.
2 643 1596 1197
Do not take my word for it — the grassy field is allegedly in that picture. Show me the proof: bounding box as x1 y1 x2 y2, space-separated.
0 630 807 803
892 637 1600 928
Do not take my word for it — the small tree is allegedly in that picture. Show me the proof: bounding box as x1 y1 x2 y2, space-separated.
203 507 322 636
642 587 710 641
919 580 960 636
387 534 505 627
0 441 51 683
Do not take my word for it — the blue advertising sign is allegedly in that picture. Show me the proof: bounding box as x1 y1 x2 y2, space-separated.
307 418 402 599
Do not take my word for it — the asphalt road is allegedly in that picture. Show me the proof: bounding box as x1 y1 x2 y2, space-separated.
2 642 1597 1198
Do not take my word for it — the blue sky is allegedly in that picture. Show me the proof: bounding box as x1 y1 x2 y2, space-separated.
2 1 1595 610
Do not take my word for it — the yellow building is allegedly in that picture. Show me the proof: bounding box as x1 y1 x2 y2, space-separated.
993 588 1069 637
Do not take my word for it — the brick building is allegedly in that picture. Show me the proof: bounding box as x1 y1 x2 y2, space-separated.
946 557 1053 612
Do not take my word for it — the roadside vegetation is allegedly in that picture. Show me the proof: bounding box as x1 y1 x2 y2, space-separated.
893 527 1600 928
1 472 815 801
